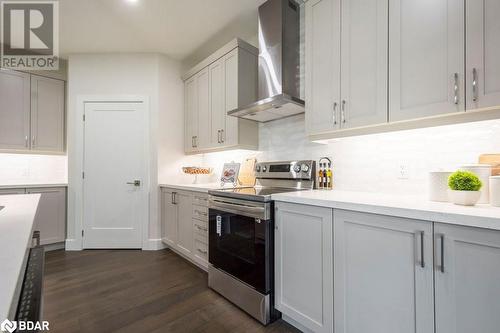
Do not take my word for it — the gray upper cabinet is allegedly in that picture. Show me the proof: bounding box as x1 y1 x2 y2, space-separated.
434 223 500 333
466 0 500 110
306 0 388 134
183 39 258 154
334 209 434 333
389 0 465 121
31 75 65 152
0 70 30 150
0 70 65 153
305 0 341 134
340 0 388 128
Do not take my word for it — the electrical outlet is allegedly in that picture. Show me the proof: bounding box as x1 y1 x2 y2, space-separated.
398 163 409 179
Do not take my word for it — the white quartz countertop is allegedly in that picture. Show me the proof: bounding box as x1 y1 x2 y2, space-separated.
0 194 41 320
272 190 500 230
159 183 224 193
0 183 68 189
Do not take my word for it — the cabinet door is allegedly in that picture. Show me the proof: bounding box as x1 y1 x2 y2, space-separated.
0 70 30 150
466 0 500 109
27 187 66 245
275 202 333 333
340 0 388 128
30 75 65 152
196 68 211 150
210 58 225 146
161 189 177 247
184 76 198 153
223 48 239 146
434 223 500 333
333 210 434 333
305 0 341 134
175 191 193 258
389 0 464 121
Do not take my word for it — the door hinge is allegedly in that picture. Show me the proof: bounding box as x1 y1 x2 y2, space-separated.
83 114 86 121
82 230 84 237
82 171 85 179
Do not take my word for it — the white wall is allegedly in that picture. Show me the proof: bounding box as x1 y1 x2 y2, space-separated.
67 53 188 250
198 115 500 196
0 154 67 185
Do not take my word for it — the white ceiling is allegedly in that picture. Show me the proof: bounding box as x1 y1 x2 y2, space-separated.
59 0 264 62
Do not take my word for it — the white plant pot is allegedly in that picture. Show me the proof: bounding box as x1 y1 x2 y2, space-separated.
448 190 481 206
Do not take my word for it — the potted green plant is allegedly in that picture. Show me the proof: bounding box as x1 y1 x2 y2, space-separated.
448 170 483 206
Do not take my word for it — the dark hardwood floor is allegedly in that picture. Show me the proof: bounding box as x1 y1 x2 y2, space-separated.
43 249 301 333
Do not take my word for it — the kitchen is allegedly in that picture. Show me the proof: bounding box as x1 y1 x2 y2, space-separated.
1 0 500 332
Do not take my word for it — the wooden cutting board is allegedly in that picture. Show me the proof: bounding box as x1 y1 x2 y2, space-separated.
238 158 257 186
479 154 500 175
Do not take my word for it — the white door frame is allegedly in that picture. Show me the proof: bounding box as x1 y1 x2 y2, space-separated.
69 95 150 250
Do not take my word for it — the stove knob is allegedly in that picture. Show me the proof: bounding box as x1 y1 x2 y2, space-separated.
256 165 261 172
262 166 267 172
293 164 301 173
301 163 310 173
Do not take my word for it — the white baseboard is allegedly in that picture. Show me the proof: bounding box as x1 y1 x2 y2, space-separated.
142 238 167 251
43 242 65 252
282 314 314 333
65 238 82 251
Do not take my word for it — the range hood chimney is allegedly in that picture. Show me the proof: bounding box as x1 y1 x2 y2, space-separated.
228 0 304 122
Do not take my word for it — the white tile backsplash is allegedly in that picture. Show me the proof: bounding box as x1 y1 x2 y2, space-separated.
199 115 500 195
0 154 67 185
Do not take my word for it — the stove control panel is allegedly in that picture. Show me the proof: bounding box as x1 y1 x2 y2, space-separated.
254 160 316 180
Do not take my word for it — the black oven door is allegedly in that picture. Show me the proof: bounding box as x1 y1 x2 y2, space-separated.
208 198 273 294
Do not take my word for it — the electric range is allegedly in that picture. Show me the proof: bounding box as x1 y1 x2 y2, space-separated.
207 160 316 325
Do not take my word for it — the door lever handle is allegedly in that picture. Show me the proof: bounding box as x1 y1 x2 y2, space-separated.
126 180 141 186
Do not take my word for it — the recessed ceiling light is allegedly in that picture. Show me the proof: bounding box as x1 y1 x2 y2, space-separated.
125 0 139 4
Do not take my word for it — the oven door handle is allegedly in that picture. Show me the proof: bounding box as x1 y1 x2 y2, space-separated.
209 200 268 219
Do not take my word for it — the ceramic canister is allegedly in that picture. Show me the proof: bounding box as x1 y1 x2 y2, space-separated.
429 171 452 202
490 176 500 207
460 164 492 204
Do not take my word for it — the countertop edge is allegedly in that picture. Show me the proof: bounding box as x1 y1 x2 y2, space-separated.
0 183 68 190
272 193 500 231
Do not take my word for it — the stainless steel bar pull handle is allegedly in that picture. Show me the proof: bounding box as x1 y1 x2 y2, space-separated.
437 234 445 273
217 130 220 143
126 180 141 186
419 231 425 268
341 100 346 124
221 129 225 143
332 102 338 125
453 73 459 105
472 68 478 102
25 136 28 148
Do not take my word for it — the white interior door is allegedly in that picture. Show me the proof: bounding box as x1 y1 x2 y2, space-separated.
83 101 147 249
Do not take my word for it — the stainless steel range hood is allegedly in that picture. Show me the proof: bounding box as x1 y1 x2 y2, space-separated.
228 0 304 123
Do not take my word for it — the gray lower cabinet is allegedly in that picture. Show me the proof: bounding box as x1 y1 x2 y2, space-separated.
275 203 500 333
0 187 66 245
274 202 333 333
434 223 500 333
26 187 66 245
160 188 208 270
333 209 434 333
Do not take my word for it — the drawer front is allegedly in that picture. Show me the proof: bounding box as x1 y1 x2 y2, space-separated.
193 219 208 240
193 194 208 207
194 238 208 261
192 205 208 220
